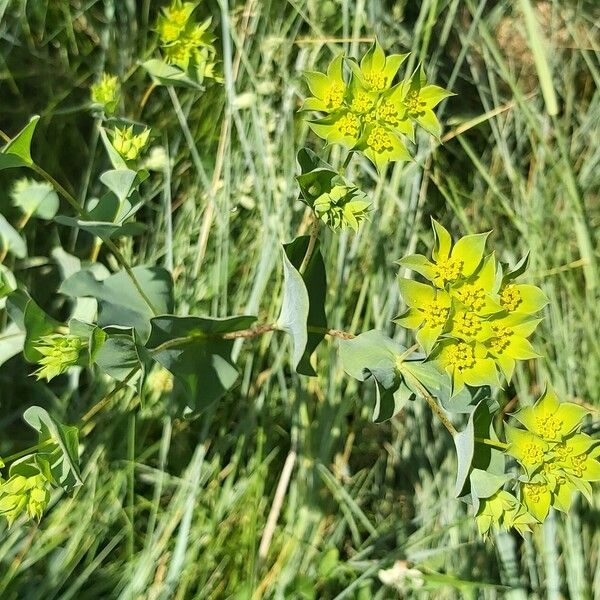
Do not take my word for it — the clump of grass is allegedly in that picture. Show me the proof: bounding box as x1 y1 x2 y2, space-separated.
0 0 599 598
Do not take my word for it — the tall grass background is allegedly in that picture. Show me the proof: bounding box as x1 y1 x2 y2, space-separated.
0 0 599 597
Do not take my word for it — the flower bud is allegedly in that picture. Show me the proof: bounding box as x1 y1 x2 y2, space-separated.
91 73 120 115
0 470 50 527
33 334 85 381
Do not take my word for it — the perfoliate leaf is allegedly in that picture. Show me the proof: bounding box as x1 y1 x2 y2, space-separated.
0 323 25 367
6 289 61 362
146 314 257 411
10 179 59 220
279 236 328 376
23 406 82 492
60 266 174 342
0 214 27 259
141 59 204 90
0 116 40 170
99 169 138 203
339 330 412 422
95 326 146 384
454 401 505 500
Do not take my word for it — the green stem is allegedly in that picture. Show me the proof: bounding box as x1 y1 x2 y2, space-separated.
126 411 136 560
2 439 55 464
475 437 509 450
81 368 139 422
340 150 354 173
30 164 159 316
299 218 319 275
411 378 458 437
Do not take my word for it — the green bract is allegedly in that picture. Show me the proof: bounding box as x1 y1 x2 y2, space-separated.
475 489 536 539
0 459 50 527
301 40 451 171
397 219 546 394
111 126 151 162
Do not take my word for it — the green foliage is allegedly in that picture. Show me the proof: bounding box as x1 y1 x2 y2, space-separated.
146 314 257 409
278 236 327 376
59 266 174 342
0 2 599 596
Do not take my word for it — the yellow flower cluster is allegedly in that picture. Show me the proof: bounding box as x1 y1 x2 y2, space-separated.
506 386 600 522
397 220 548 395
302 40 452 171
156 0 219 80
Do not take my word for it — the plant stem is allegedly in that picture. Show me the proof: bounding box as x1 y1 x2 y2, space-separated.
411 378 458 437
2 439 55 464
126 411 136 560
149 324 356 355
81 368 139 422
299 218 319 275
30 163 159 316
475 437 509 450
340 150 354 172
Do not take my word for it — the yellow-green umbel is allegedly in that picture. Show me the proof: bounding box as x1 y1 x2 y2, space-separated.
357 123 411 172
313 184 371 232
301 40 452 171
498 281 548 316
399 219 490 289
505 426 548 475
393 66 454 138
512 385 588 442
475 489 536 538
347 38 408 94
483 313 541 381
450 254 502 315
506 386 600 523
111 126 151 162
156 0 196 43
432 338 498 396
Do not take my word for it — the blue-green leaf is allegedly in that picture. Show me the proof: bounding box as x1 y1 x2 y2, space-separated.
6 289 61 362
279 236 327 376
23 406 82 492
146 314 257 410
0 214 27 258
0 115 39 170
60 266 174 342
